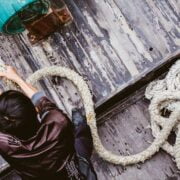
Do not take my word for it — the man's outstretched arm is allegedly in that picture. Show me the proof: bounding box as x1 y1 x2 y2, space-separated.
0 66 38 98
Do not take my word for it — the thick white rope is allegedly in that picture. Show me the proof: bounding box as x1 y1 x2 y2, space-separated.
1 60 180 168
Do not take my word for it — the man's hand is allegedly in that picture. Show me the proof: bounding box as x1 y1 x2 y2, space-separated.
0 65 22 83
0 65 38 98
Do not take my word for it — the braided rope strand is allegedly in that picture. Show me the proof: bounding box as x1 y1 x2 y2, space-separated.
1 60 180 168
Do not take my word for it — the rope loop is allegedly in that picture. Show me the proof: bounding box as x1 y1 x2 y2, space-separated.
1 59 180 168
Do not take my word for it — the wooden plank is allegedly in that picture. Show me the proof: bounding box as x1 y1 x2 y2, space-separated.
96 51 180 115
0 159 9 174
0 0 178 105
0 0 179 177
2 79 180 179
92 86 180 180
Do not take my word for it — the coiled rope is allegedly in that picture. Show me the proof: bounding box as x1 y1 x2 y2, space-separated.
1 59 180 168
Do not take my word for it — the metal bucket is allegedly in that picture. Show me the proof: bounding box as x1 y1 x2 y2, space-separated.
0 0 50 34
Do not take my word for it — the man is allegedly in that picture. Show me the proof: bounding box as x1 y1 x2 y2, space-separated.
0 66 97 179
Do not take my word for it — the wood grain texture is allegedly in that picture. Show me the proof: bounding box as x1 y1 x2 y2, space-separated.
1 0 180 103
0 0 179 178
2 83 180 180
0 0 179 106
92 87 180 180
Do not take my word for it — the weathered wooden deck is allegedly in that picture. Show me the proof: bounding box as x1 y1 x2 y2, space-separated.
92 84 180 180
0 0 180 179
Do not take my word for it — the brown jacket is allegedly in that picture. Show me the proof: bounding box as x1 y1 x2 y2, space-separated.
0 95 78 179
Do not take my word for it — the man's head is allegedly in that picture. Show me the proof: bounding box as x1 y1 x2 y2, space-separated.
0 90 40 140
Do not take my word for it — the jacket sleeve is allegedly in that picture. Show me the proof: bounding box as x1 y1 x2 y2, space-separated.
31 91 59 119
0 133 14 154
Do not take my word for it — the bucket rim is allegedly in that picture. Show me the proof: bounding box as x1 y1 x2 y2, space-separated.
1 0 50 34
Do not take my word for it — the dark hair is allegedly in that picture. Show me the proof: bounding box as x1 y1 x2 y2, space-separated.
0 90 40 140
